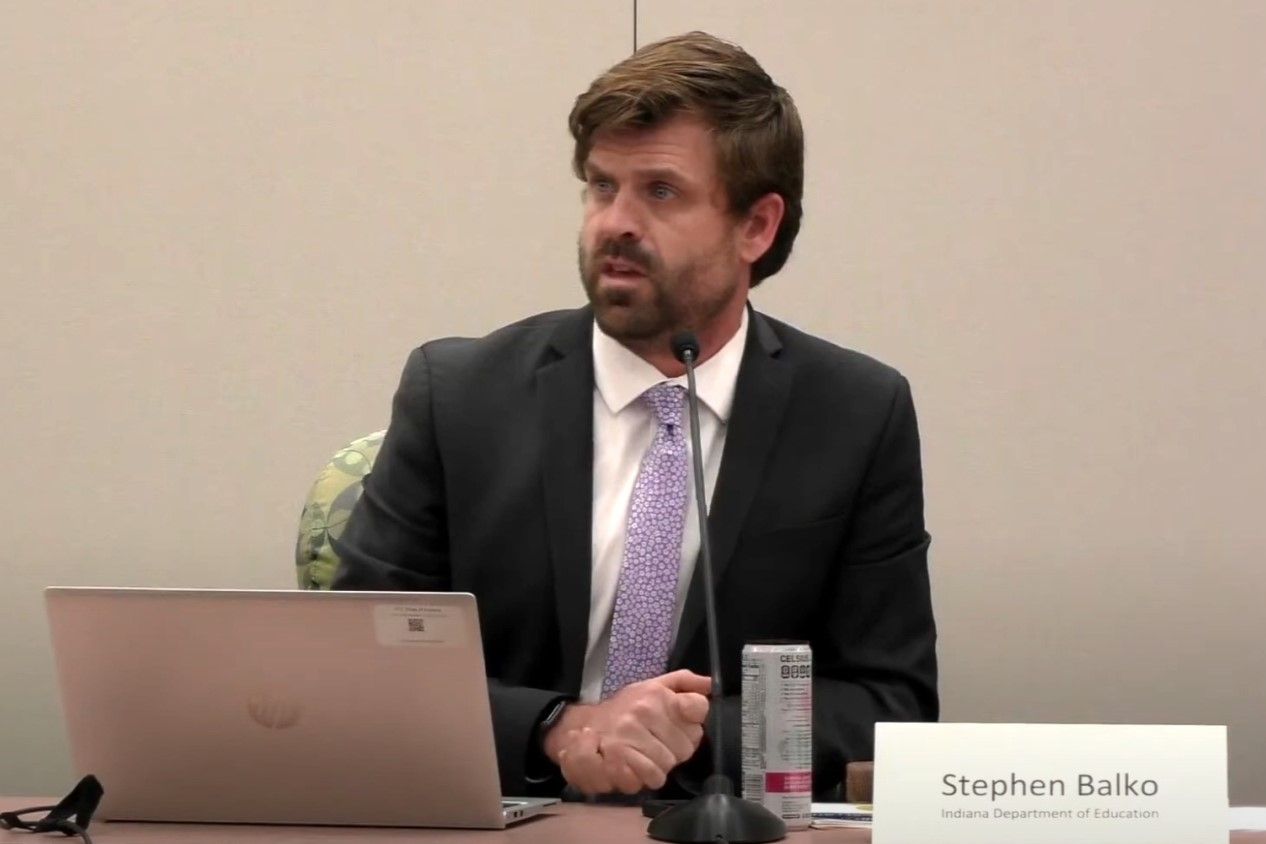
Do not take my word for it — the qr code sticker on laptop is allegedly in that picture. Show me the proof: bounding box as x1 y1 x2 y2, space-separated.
407 617 426 633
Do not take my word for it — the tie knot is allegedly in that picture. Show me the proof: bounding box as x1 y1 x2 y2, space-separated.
641 383 686 428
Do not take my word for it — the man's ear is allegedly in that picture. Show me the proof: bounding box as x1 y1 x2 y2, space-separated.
737 192 786 266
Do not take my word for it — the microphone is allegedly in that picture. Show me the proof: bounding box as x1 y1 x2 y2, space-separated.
669 332 724 779
670 332 700 363
647 333 785 843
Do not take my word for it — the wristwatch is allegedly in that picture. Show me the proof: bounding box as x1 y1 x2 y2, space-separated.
525 697 574 783
537 697 570 749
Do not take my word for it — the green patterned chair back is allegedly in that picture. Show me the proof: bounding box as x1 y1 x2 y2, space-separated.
295 430 386 589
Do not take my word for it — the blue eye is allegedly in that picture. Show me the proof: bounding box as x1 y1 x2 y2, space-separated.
651 183 675 200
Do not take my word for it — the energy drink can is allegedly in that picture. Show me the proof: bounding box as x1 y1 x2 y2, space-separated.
741 641 813 829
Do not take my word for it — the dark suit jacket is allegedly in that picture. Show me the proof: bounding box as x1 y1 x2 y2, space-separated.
333 305 937 798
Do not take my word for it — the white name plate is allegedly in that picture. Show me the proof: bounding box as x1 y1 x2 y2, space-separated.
873 723 1227 844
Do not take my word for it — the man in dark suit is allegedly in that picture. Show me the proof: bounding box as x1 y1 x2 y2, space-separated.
333 31 937 799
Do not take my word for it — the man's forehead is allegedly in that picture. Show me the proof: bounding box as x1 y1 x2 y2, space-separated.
586 116 717 176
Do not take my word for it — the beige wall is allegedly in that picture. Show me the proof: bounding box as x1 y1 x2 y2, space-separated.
3 0 1263 802
0 0 628 794
641 0 1266 803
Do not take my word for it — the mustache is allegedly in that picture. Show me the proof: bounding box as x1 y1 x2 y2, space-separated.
594 239 658 273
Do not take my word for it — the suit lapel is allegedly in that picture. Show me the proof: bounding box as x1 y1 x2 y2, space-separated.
670 310 791 667
537 310 595 695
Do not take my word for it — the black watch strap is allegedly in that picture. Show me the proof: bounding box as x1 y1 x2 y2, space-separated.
524 696 574 785
538 697 570 743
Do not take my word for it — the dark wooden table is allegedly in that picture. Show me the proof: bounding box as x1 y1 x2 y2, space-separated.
4 797 1263 842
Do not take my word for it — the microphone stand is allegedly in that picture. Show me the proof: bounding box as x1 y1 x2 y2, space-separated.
647 336 786 844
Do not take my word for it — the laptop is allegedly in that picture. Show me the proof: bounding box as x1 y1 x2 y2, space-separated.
44 588 558 828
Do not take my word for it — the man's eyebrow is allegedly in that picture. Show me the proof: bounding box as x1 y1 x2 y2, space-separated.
583 163 692 185
637 167 691 185
583 163 612 180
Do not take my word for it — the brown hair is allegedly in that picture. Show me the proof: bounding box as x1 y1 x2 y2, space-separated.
569 32 804 286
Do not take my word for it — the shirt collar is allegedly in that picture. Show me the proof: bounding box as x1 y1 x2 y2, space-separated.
592 307 748 422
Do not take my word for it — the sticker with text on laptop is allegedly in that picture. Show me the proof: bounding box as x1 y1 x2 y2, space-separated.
373 603 467 647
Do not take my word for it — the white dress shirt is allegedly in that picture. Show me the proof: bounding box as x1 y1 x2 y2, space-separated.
579 308 749 703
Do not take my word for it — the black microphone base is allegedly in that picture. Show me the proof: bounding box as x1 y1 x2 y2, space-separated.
646 776 786 843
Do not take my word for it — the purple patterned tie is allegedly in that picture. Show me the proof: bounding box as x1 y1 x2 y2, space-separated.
601 383 690 699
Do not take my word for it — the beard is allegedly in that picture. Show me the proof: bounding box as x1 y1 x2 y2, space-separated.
578 236 737 345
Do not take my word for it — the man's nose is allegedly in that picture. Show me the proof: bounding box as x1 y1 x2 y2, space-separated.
594 190 644 242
